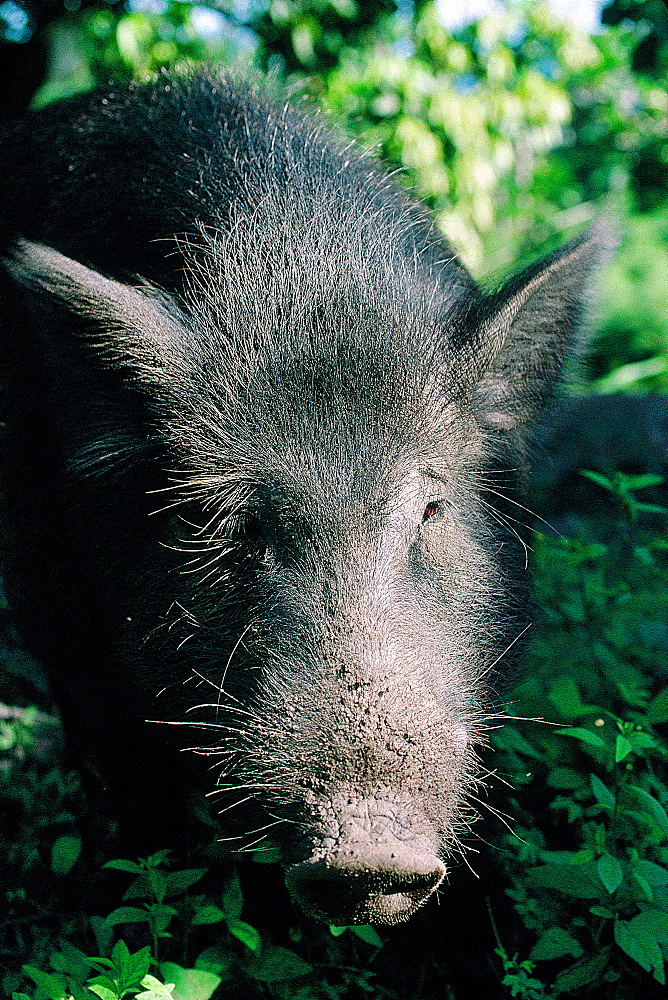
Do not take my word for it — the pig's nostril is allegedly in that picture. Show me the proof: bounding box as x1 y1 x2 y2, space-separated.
286 853 446 926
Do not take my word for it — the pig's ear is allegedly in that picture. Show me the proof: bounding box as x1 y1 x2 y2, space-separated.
472 224 611 431
4 239 186 379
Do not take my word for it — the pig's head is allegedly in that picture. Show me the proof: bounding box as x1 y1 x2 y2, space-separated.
6 202 607 924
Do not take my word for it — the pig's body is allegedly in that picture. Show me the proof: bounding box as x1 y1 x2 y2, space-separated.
0 71 602 925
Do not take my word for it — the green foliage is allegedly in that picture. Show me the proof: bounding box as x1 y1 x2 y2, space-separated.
490 473 668 996
32 0 395 106
325 3 594 267
494 948 549 999
320 1 668 388
1 838 394 1000
50 836 83 877
319 4 665 264
592 211 668 388
7 851 319 1000
579 470 668 523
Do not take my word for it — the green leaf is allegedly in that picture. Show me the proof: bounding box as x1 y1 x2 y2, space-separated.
539 848 594 866
192 905 225 926
648 688 668 724
105 907 150 926
251 844 281 864
632 909 668 943
104 859 143 874
110 940 133 982
634 860 668 887
590 774 615 809
95 941 151 996
547 767 584 790
88 976 126 1000
580 470 616 493
495 726 544 759
193 948 234 976
145 851 172 868
351 925 384 947
597 853 623 894
328 925 348 937
148 870 167 903
88 986 117 1000
227 919 261 954
615 679 651 709
164 869 206 897
633 873 654 901
615 735 633 762
221 874 243 922
529 926 584 962
529 862 602 899
21 967 68 1000
553 948 612 992
50 835 82 876
626 786 668 837
615 918 665 984
555 727 606 749
50 941 92 983
147 903 178 935
589 905 615 919
636 502 668 515
125 946 151 987
244 946 312 982
593 823 606 853
625 730 656 752
136 974 175 1000
122 875 152 900
90 916 114 957
548 676 586 718
159 963 221 1000
623 473 665 491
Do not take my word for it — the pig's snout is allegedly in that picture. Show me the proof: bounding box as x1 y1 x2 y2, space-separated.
286 838 446 925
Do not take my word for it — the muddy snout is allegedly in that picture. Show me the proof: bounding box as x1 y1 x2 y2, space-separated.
286 844 445 925
285 798 446 925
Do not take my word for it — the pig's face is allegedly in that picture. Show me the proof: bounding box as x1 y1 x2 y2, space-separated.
152 315 531 925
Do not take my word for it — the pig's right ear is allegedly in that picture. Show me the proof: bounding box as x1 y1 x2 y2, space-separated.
4 239 187 383
469 223 611 431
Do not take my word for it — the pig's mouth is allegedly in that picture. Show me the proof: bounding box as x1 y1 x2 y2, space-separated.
285 842 446 925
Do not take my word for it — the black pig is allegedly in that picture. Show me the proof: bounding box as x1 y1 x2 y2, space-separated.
0 71 604 926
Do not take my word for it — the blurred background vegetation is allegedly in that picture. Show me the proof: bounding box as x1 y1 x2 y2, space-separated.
2 0 668 392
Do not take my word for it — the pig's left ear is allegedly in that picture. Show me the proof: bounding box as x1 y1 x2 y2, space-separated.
4 238 188 384
472 223 611 431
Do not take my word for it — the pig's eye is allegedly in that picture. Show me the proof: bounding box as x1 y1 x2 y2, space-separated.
226 513 268 550
422 500 441 523
243 514 268 546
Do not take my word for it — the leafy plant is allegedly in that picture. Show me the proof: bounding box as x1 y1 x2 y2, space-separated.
10 851 319 1000
491 474 668 996
3 840 395 1000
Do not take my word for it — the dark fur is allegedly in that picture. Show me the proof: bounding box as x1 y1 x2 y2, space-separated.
0 70 605 926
